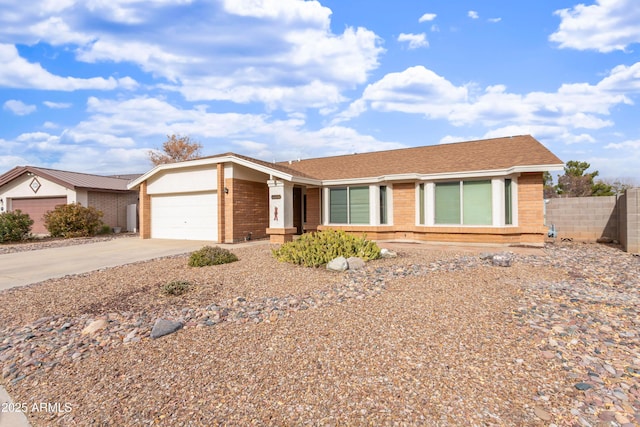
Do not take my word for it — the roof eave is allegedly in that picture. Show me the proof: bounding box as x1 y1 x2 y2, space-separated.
127 155 322 190
319 164 565 186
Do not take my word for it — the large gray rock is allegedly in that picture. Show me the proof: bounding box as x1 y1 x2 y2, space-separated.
491 253 513 267
326 256 348 272
151 319 183 339
346 257 366 270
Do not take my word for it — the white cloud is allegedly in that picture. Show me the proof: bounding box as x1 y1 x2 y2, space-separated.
488 17 502 23
43 101 72 109
335 63 640 143
468 10 479 19
0 1 383 111
605 139 640 149
0 44 137 91
550 0 640 52
397 33 429 49
419 13 437 23
3 99 37 115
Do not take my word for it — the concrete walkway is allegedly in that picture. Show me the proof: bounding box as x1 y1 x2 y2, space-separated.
0 238 245 291
0 385 31 427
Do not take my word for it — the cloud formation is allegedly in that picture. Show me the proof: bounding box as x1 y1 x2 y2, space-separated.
397 33 429 49
550 0 640 52
3 100 37 115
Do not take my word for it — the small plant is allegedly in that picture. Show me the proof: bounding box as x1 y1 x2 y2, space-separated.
98 225 113 235
0 210 34 243
188 246 239 267
160 280 193 296
43 203 104 238
272 229 381 267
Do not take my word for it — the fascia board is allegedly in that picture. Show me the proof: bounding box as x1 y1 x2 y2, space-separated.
127 155 322 189
319 164 565 186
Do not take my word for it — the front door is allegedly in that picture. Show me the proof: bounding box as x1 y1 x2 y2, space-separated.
293 187 303 234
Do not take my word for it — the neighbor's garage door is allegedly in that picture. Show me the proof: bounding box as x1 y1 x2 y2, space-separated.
151 192 218 241
11 197 67 234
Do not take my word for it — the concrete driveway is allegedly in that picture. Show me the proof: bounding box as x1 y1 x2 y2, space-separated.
0 238 229 290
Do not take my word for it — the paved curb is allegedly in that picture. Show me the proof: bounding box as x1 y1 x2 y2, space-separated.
0 384 32 427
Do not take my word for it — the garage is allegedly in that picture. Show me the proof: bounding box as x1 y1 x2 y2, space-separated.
151 192 218 241
11 197 67 234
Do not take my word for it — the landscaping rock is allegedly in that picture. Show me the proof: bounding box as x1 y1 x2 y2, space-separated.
326 256 348 272
380 248 397 259
81 319 108 335
150 319 183 339
346 257 365 270
491 253 513 267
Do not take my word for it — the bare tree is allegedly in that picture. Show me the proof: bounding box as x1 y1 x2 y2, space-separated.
148 135 203 166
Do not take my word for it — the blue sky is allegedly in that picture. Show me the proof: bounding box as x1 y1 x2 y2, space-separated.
1 0 639 182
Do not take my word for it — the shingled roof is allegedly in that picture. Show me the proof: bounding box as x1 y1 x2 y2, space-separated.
278 135 563 180
0 166 139 192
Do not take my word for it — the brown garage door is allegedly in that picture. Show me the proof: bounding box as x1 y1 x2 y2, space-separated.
11 197 67 234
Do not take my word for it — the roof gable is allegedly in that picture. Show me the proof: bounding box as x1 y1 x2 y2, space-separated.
0 166 137 191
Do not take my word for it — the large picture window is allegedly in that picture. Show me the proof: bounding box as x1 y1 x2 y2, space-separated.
435 180 492 225
329 186 369 224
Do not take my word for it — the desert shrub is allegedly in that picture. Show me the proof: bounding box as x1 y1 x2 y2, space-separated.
43 203 104 238
0 210 34 243
160 280 193 296
272 229 380 267
98 225 113 235
189 246 238 267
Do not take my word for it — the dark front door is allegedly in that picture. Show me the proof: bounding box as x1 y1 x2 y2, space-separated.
293 187 303 234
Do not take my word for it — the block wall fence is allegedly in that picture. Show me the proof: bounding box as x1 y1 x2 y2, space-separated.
545 188 639 254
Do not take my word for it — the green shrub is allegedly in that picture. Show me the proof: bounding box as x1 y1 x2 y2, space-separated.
188 246 239 267
98 225 113 235
272 229 380 267
160 280 193 296
0 210 34 243
43 203 104 238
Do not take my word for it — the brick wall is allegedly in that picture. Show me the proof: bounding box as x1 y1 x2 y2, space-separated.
88 191 138 230
392 183 415 226
139 182 151 238
305 187 321 231
517 172 545 232
226 178 269 242
217 164 225 243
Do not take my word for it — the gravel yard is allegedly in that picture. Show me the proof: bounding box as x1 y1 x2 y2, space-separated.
0 240 639 426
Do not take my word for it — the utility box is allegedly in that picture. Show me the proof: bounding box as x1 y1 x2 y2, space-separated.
126 204 138 232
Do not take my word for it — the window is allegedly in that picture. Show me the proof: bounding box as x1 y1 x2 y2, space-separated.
380 186 388 224
418 183 425 225
435 182 461 224
329 186 369 224
504 179 512 225
435 180 492 225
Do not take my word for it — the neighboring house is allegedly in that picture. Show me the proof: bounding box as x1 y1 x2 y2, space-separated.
0 166 140 234
128 135 564 246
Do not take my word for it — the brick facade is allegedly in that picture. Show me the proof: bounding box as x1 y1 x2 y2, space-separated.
139 182 151 239
224 178 269 243
88 191 138 230
318 173 548 246
304 187 321 231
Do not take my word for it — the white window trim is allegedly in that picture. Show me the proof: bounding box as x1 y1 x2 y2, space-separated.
417 177 518 227
323 184 393 226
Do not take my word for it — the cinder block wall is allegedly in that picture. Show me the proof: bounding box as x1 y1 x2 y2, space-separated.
545 196 618 241
625 188 639 253
88 191 138 230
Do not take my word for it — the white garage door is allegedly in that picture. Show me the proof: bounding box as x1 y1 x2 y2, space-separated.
151 192 218 241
